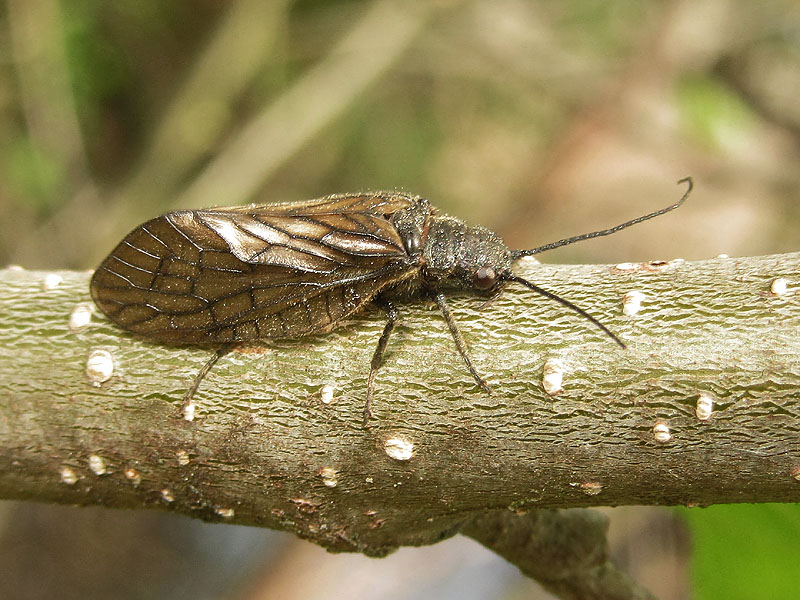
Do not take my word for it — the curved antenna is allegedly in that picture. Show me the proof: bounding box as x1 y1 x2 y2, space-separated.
505 274 625 348
512 177 693 259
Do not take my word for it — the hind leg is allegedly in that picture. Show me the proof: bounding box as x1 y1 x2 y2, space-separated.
180 342 235 420
363 300 401 425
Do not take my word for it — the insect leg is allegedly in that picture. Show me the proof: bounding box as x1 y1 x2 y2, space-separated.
180 342 235 419
363 300 401 425
432 292 491 394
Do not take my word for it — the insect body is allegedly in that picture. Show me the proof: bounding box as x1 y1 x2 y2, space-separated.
91 179 693 423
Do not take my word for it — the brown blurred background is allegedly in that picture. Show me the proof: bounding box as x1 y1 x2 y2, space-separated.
1 0 799 598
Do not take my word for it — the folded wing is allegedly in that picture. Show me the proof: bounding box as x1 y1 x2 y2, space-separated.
90 193 419 343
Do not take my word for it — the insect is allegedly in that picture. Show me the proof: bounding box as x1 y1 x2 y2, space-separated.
91 178 693 424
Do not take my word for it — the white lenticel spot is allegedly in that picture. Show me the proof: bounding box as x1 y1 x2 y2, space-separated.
42 274 63 290
60 467 78 485
542 358 564 396
86 350 114 386
653 421 672 443
770 278 788 296
88 454 107 475
622 290 645 316
320 384 335 404
176 450 190 466
614 262 638 271
319 467 338 487
579 482 603 496
124 468 141 486
695 394 714 421
69 303 95 332
384 436 414 461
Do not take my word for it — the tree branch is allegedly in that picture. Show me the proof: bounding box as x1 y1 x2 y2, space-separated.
1 254 799 563
462 509 657 600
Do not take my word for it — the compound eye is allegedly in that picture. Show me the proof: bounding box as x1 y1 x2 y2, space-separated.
473 266 497 290
403 230 421 255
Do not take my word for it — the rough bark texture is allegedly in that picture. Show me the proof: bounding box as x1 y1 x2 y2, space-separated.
1 254 799 561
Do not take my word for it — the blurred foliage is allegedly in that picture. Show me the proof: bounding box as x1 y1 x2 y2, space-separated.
676 75 757 152
59 1 224 174
1 1 800 599
680 504 800 600
1 0 797 270
5 136 63 210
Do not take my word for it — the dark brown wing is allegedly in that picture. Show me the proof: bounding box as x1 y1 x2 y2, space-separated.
90 192 422 343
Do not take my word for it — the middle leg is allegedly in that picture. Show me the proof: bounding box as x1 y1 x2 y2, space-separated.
432 292 491 394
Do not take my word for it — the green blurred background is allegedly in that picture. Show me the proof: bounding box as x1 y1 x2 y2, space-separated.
1 0 799 598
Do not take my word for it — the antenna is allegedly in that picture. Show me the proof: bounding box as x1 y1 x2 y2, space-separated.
511 177 693 259
504 273 625 348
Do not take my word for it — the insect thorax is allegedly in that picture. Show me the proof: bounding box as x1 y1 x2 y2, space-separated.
391 201 512 295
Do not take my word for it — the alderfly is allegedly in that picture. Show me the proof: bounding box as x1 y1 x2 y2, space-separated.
91 178 693 424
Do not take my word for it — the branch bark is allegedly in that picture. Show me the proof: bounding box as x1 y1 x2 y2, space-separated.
1 254 799 565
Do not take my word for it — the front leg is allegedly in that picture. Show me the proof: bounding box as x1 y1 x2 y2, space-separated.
363 299 401 425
